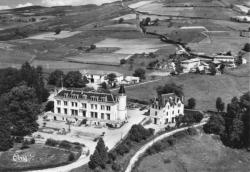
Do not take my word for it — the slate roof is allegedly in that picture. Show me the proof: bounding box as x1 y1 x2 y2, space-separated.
55 89 117 103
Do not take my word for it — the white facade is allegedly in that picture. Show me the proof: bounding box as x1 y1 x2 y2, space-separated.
213 55 235 63
181 58 201 73
150 93 184 125
50 87 127 127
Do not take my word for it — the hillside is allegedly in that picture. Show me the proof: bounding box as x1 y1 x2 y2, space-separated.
118 65 250 111
134 130 250 172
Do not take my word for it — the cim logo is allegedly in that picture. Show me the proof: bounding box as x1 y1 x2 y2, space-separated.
12 151 35 163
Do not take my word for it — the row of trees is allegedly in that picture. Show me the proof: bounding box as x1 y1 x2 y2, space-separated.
204 92 250 149
0 62 49 151
48 70 89 88
88 125 154 170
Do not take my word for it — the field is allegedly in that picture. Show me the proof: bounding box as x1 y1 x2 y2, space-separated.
114 65 250 111
27 31 82 41
95 38 170 54
0 144 77 171
134 131 250 172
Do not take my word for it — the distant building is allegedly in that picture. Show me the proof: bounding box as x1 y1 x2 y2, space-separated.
150 93 184 125
212 55 235 63
80 69 123 84
181 58 201 73
240 30 250 38
231 16 250 23
49 85 127 127
122 76 140 85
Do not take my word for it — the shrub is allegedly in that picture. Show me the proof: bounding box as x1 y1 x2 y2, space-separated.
167 136 176 146
59 140 72 150
120 59 126 65
21 140 30 149
187 128 198 136
108 152 117 163
30 138 35 144
173 130 188 139
45 138 59 147
90 44 96 50
116 143 129 156
243 43 250 52
112 162 121 171
68 152 75 161
128 125 154 142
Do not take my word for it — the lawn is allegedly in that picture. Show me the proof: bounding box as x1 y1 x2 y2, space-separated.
134 131 250 172
114 65 250 111
0 144 79 171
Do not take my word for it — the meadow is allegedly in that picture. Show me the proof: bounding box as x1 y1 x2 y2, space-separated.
134 131 250 172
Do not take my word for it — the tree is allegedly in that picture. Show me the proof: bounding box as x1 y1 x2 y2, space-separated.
120 59 126 65
145 17 151 26
175 60 183 74
0 118 13 151
209 63 217 75
101 82 107 90
107 73 117 84
216 97 225 112
64 71 88 88
133 68 146 80
20 62 49 103
0 85 40 137
242 43 250 52
226 119 244 148
203 114 225 136
0 68 21 96
45 101 54 112
187 98 196 109
48 69 64 87
90 44 96 50
55 27 61 35
156 83 183 97
118 18 124 24
89 138 108 169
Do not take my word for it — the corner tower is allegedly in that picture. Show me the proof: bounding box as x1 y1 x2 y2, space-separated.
118 85 127 121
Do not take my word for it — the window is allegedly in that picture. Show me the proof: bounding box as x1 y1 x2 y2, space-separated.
72 102 74 107
91 112 94 118
101 105 105 110
167 112 168 116
57 108 61 114
82 103 87 108
57 100 61 105
95 112 98 118
178 110 180 114
155 111 157 116
172 111 174 115
64 101 68 106
101 113 104 119
107 106 111 111
91 104 94 109
75 102 78 107
82 110 86 117
71 109 78 116
95 104 97 110
64 108 67 115
106 113 110 120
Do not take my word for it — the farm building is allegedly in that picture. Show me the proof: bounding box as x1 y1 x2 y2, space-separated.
231 16 250 23
122 76 140 85
181 58 201 73
240 30 250 37
80 69 123 84
212 55 236 63
49 85 127 127
150 93 184 125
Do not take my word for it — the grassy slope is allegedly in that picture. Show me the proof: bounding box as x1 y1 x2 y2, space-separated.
135 132 250 172
117 65 250 111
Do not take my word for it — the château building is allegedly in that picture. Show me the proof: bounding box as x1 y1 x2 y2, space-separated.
50 85 127 127
150 93 184 125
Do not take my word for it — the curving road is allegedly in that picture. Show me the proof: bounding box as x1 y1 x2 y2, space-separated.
124 121 207 172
